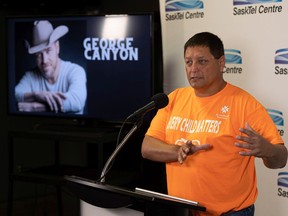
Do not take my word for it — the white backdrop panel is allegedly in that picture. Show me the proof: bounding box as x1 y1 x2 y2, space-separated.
159 0 288 215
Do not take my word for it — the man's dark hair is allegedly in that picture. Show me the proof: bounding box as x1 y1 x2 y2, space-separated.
184 32 224 59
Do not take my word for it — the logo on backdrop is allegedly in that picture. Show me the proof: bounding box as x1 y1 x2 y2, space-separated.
223 49 243 74
164 0 204 21
278 172 288 198
267 108 284 136
274 48 288 75
233 0 283 16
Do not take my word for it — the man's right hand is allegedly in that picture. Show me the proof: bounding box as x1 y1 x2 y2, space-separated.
33 91 67 113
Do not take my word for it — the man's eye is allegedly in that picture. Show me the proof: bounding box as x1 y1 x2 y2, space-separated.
198 59 208 65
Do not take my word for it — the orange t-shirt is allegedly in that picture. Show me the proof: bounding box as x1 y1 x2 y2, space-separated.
146 83 283 215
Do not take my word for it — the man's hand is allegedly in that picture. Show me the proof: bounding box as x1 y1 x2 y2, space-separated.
178 140 212 164
34 91 67 113
235 122 287 168
235 122 271 158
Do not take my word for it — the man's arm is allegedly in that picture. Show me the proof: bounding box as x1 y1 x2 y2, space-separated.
22 91 66 113
142 135 212 164
262 144 288 169
141 135 180 163
60 63 87 114
17 102 47 112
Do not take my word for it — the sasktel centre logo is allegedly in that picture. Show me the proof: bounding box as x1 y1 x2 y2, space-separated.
223 49 243 75
274 48 288 75
278 172 288 198
267 108 284 137
164 0 205 21
233 0 283 16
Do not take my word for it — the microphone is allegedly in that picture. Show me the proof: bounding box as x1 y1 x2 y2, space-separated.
127 93 169 121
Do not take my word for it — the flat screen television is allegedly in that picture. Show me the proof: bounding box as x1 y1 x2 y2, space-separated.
6 13 159 126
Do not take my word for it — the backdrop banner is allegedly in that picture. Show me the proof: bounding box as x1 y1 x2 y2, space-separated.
159 0 288 215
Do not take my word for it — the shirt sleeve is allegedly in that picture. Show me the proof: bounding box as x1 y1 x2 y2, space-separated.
15 71 40 102
61 62 87 114
246 102 284 145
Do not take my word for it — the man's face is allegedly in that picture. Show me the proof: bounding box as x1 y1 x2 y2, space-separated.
35 41 59 81
184 45 225 96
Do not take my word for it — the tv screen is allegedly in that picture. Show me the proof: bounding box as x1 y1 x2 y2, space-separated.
6 13 156 124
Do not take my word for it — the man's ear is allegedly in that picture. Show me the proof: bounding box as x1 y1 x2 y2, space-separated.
218 55 225 71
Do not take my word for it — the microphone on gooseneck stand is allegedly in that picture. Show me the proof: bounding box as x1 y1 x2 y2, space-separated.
99 93 169 183
127 93 169 121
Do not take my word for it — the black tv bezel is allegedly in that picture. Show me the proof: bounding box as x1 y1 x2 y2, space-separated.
5 12 162 127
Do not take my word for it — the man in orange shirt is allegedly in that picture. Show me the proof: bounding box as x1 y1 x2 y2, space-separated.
141 32 287 216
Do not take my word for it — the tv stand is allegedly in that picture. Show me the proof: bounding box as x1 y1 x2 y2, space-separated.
7 127 119 216
31 121 121 133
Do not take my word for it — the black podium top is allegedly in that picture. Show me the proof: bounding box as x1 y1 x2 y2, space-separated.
65 175 206 213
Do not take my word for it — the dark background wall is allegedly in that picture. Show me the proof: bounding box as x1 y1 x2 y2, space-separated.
0 1 164 214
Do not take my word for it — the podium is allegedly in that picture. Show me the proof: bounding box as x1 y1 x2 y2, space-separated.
65 175 206 216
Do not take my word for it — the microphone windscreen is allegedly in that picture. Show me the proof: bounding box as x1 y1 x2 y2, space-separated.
151 93 169 109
